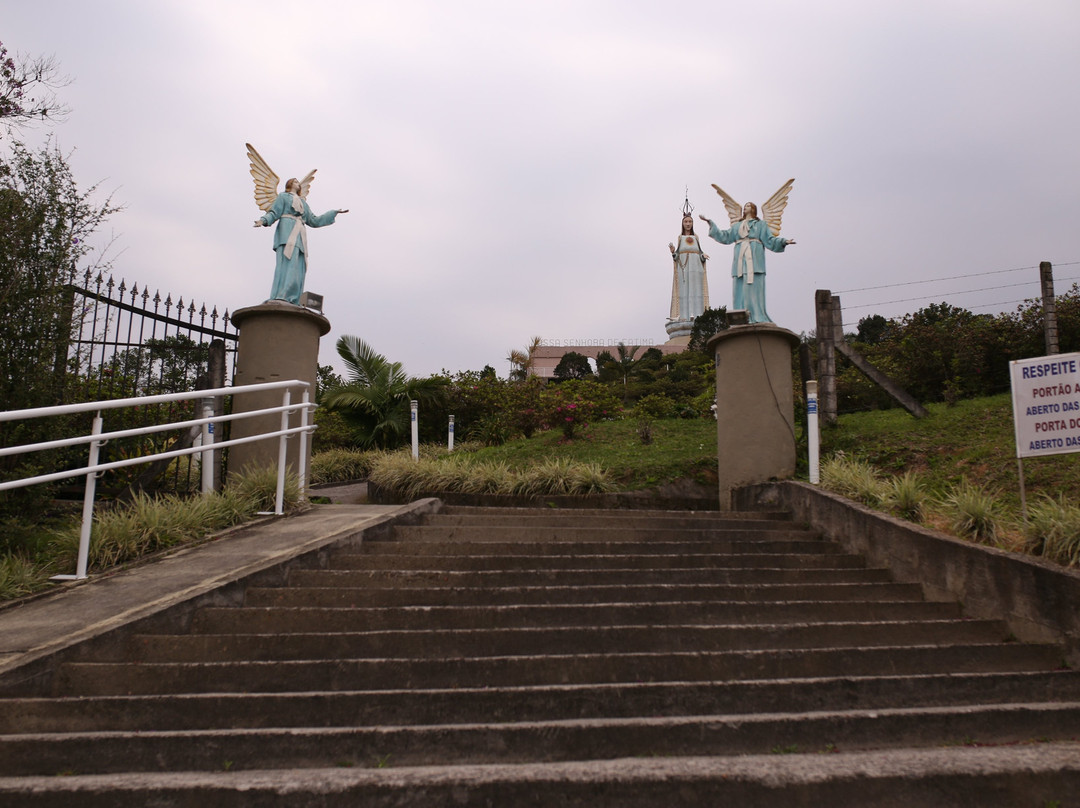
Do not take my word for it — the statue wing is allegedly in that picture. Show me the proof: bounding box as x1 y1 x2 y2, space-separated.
297 169 317 200
246 143 280 212
710 184 743 226
761 178 795 237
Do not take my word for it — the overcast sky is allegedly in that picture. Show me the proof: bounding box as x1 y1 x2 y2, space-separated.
5 0 1079 378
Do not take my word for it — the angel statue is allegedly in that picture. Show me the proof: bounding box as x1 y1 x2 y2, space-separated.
247 143 348 305
700 179 795 324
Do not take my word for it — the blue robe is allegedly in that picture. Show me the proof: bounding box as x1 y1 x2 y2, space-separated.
259 192 340 304
707 217 788 324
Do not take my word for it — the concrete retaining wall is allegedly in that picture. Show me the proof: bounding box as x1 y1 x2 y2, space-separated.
736 481 1080 667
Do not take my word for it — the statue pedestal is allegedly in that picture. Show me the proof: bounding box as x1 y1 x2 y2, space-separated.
707 324 800 509
228 302 331 482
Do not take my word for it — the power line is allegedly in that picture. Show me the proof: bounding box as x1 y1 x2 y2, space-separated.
841 275 1080 313
835 260 1080 295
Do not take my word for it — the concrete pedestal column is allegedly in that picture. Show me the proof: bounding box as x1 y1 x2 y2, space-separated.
707 324 800 509
228 302 331 481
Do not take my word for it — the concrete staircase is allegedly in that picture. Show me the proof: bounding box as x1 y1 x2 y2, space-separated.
2 505 1079 805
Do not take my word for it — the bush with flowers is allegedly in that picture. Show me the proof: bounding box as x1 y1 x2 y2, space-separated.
540 380 622 439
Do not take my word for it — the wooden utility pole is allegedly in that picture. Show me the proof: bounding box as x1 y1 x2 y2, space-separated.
815 289 928 420
1041 261 1059 356
814 290 837 425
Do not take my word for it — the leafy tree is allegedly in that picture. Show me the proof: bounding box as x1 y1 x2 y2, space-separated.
688 306 729 354
0 40 70 131
855 314 890 345
0 140 119 491
553 351 594 381
316 363 344 403
321 336 448 449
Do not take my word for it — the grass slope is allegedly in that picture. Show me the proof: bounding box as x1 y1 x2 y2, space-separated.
822 393 1080 510
461 418 718 491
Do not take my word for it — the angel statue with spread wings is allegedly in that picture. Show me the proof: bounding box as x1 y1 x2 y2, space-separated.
700 179 795 324
247 143 348 305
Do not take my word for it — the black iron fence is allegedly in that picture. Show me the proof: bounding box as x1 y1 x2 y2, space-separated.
57 269 238 494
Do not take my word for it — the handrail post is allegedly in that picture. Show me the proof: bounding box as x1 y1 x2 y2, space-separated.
298 389 310 497
275 390 291 515
58 412 104 581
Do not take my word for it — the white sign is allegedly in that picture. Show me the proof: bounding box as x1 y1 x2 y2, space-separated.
1009 352 1080 458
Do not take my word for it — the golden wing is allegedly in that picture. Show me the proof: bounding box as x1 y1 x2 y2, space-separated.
297 169 317 200
710 184 743 226
761 178 795 237
246 143 280 212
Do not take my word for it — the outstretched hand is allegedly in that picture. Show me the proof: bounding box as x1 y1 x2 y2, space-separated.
698 214 710 224
253 220 262 227
786 239 797 245
338 209 350 214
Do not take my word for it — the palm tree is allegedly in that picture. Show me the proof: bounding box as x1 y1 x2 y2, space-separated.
506 335 543 381
614 342 641 402
321 336 448 449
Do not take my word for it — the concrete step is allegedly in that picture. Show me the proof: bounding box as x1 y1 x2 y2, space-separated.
438 505 789 521
189 600 965 633
120 620 1012 663
416 514 800 531
240 581 926 608
10 671 1080 734
5 745 1075 807
3 703 1080 776
286 566 893 588
388 526 829 545
55 643 1065 696
332 550 869 569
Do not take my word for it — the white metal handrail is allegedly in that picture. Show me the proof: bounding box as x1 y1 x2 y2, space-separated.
0 380 315 581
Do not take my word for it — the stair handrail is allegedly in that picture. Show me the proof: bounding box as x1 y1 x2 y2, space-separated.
0 380 315 580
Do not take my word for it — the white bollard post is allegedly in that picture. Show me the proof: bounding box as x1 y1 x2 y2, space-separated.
448 415 455 452
201 399 214 494
411 400 419 461
807 379 820 484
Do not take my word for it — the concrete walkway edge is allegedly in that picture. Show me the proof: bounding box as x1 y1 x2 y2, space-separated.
0 499 441 690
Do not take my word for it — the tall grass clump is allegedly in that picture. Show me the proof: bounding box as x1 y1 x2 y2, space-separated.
820 454 888 507
309 449 381 485
0 554 47 600
230 464 301 513
940 480 1000 543
883 470 927 523
368 452 615 499
1024 494 1080 565
46 466 302 577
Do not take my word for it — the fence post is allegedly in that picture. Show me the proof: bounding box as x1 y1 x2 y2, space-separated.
448 415 455 452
